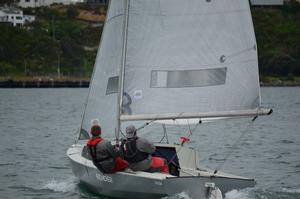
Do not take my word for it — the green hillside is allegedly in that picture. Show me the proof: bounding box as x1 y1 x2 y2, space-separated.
0 4 103 79
0 2 299 83
252 1 300 82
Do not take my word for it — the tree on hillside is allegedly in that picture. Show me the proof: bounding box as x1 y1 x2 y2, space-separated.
60 38 84 76
0 0 16 6
67 6 79 19
252 5 300 77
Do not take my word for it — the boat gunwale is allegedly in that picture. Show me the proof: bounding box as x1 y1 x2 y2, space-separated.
67 143 254 182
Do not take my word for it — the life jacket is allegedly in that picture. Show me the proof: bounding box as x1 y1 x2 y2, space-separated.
121 137 149 163
87 137 103 148
87 137 106 172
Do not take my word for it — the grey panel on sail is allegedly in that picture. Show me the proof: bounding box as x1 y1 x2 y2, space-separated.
150 68 227 88
106 76 119 95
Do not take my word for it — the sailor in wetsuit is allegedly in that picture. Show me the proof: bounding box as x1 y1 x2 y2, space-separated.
120 125 169 173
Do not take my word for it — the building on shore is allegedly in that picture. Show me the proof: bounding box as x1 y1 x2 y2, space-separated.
0 6 35 26
18 0 84 8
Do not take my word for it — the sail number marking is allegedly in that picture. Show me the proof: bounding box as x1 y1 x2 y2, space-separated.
96 173 113 183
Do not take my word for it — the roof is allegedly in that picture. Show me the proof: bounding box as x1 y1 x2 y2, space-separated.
0 7 22 14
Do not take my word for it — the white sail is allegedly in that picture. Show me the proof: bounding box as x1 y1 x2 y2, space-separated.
121 0 265 121
80 0 125 138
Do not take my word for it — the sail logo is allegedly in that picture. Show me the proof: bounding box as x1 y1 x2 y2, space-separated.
96 173 113 183
133 90 143 100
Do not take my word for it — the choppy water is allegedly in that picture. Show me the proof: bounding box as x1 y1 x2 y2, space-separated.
0 87 299 199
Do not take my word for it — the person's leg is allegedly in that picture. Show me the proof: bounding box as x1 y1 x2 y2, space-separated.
151 157 169 173
112 157 129 173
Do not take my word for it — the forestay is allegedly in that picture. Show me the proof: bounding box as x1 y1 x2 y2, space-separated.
80 0 125 138
121 0 267 121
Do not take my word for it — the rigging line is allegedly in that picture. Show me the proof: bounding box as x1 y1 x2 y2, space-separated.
136 119 156 132
117 119 156 142
187 119 193 138
106 13 124 23
166 121 201 167
174 119 183 136
120 117 155 140
186 119 202 140
164 124 169 144
165 124 170 144
158 132 166 143
225 45 256 60
159 124 168 144
166 119 185 166
120 129 126 138
213 117 257 175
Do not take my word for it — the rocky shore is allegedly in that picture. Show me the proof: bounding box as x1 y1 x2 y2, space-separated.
0 79 89 88
260 81 300 87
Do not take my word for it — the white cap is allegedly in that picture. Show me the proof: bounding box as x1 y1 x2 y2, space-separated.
91 119 100 127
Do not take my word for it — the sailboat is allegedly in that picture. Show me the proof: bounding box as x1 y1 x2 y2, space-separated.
67 0 272 198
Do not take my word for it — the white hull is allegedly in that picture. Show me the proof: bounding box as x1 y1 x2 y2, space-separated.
67 143 255 199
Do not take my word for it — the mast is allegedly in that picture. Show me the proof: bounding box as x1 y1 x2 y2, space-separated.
116 0 129 141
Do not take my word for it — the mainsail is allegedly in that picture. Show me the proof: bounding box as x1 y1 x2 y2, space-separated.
80 0 271 139
120 0 270 121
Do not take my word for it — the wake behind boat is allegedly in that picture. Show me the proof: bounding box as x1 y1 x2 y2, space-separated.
67 0 272 198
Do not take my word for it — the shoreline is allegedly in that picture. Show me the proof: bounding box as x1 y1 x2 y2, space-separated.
0 79 90 88
0 79 299 88
260 82 300 87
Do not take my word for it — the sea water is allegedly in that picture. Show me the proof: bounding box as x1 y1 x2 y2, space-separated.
0 87 299 199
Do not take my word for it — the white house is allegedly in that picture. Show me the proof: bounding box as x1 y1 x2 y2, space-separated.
0 10 8 23
18 0 83 8
0 7 35 26
0 7 24 26
24 15 36 23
